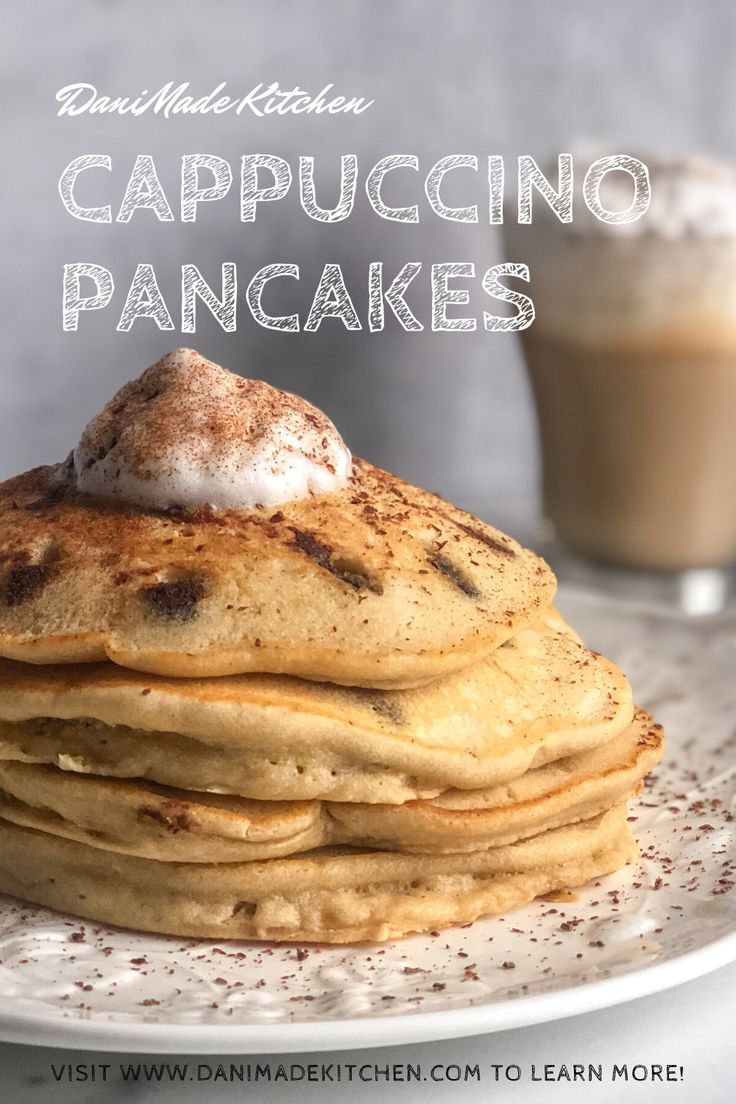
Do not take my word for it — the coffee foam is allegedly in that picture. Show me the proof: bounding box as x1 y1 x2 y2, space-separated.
576 157 736 239
505 158 736 349
74 349 352 510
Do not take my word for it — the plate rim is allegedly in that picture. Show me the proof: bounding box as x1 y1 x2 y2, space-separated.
1 926 735 1054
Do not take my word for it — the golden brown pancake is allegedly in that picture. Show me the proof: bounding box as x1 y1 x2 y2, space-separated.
329 708 662 852
0 805 636 941
0 710 661 861
0 351 662 946
0 614 634 802
0 459 555 687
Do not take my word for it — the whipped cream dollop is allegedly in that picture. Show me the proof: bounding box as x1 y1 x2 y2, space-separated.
73 349 353 510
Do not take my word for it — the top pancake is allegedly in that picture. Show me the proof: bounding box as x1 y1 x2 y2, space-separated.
0 458 554 687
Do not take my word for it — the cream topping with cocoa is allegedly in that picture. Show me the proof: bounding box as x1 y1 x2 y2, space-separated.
73 348 352 510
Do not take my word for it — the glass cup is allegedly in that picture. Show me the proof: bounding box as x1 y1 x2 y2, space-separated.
505 157 736 611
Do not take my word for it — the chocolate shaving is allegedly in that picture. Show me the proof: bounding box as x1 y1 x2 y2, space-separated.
141 578 204 622
232 901 256 918
4 563 52 606
454 521 516 557
138 805 195 833
427 553 481 599
356 690 404 726
289 527 383 594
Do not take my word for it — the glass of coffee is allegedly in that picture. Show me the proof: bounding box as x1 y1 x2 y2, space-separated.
506 157 736 610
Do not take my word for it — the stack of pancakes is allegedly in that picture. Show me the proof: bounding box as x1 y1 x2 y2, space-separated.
0 458 663 942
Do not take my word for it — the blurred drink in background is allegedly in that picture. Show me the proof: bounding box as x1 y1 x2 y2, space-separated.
507 158 736 585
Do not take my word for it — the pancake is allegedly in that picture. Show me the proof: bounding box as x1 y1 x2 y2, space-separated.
0 766 327 862
330 708 662 852
0 805 636 942
0 458 555 687
0 710 661 861
0 614 634 802
0 350 662 947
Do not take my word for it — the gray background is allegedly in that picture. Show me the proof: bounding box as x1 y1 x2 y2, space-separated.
2 0 736 535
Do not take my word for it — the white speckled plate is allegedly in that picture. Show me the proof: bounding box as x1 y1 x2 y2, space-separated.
0 586 733 1053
